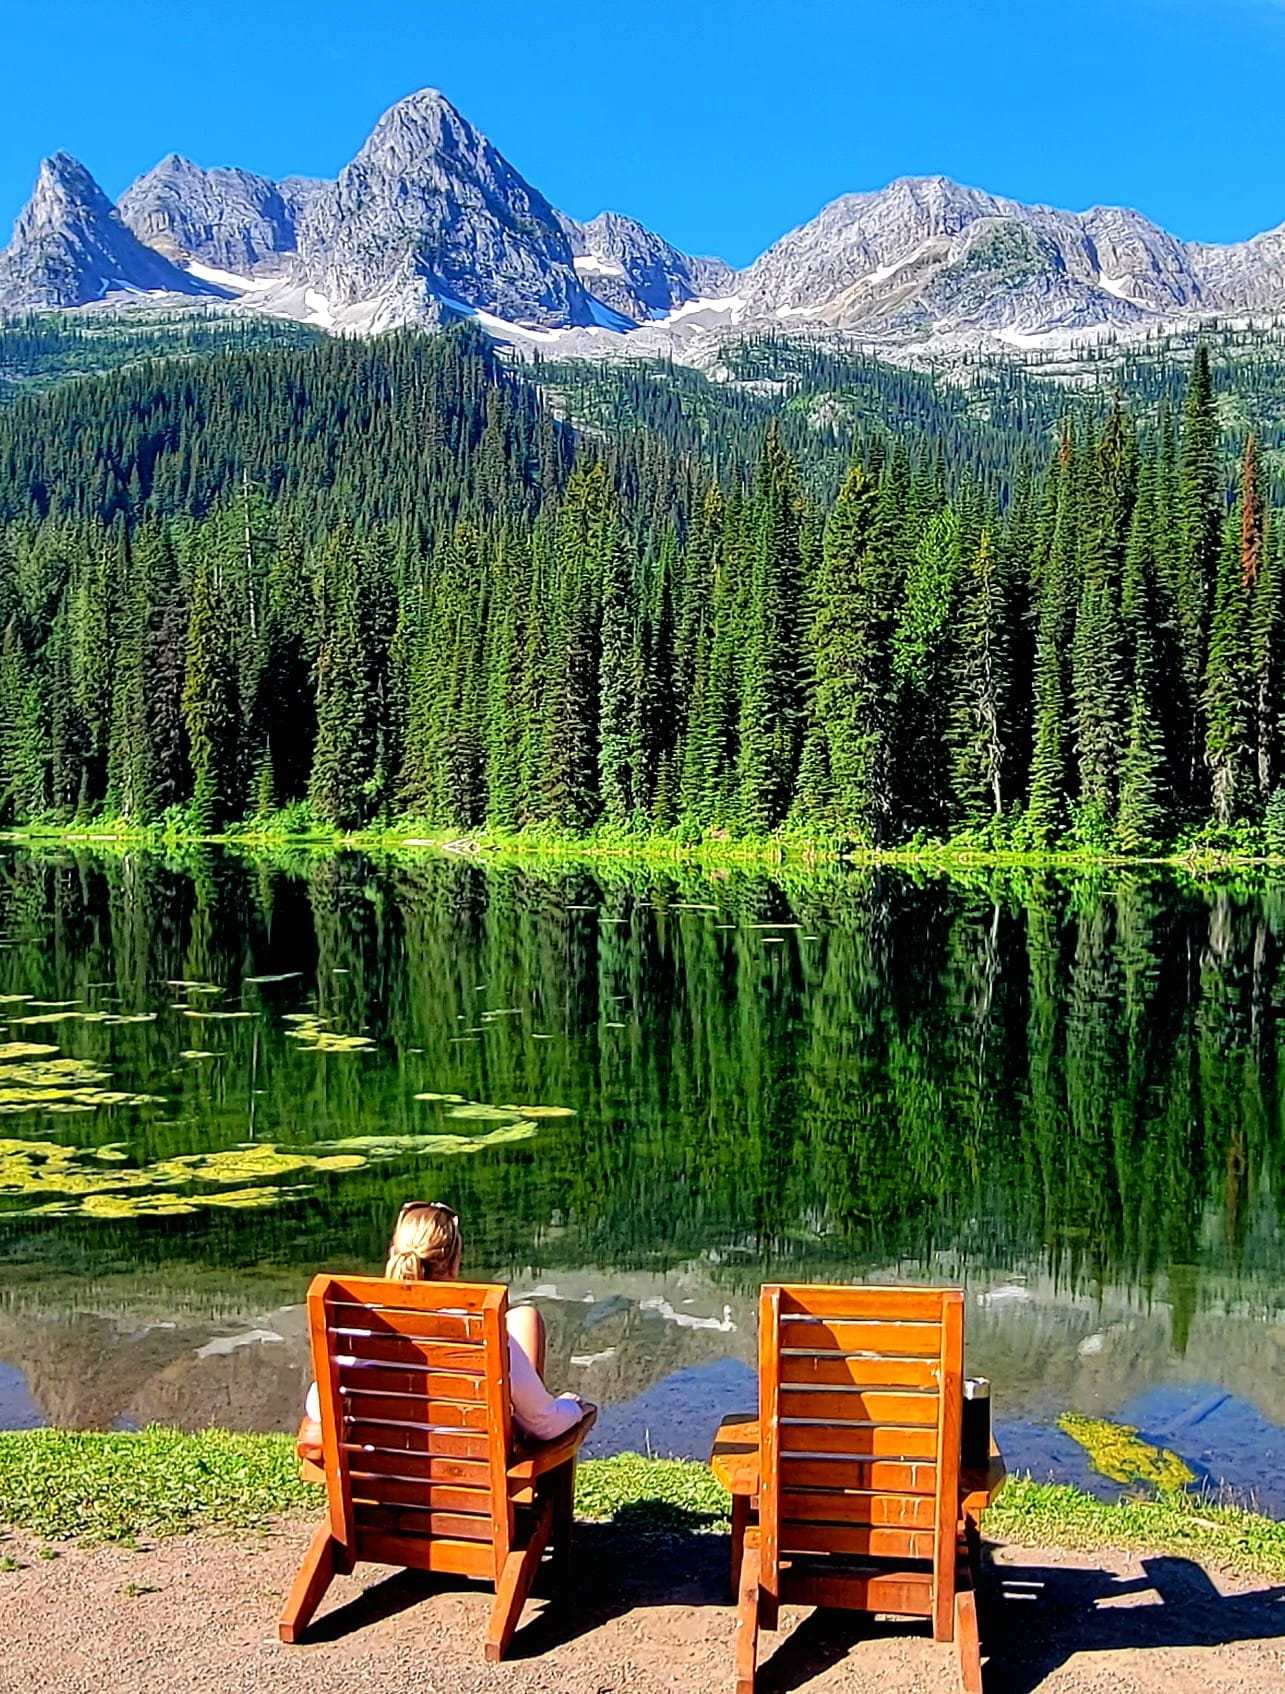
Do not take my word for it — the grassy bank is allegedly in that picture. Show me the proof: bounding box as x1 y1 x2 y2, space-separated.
7 816 1285 876
3 1430 1285 1577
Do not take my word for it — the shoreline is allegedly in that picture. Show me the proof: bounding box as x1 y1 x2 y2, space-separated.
2 823 1284 877
4 1428 1285 1578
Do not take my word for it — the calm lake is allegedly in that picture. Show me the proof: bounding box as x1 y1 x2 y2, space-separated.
2 845 1284 1504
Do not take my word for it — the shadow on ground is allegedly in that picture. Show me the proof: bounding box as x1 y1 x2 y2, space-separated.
303 1512 1285 1693
979 1552 1285 1694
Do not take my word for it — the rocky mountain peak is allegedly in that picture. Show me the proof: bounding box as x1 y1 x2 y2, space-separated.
18 152 114 230
291 85 599 330
119 153 308 276
0 152 209 311
561 209 735 323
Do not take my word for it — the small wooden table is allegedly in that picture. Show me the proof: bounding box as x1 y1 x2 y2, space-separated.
709 1412 1007 1590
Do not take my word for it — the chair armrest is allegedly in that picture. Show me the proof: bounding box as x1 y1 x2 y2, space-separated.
507 1406 598 1485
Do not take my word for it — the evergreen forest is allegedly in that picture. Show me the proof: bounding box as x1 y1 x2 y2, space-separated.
1 318 1283 855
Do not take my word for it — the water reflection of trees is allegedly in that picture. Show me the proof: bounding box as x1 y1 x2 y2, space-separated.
1 849 1284 1321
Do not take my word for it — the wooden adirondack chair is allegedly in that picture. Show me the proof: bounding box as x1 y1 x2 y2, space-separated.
279 1273 596 1658
732 1284 981 1694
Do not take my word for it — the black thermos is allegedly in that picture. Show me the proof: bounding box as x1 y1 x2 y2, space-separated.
962 1377 991 1469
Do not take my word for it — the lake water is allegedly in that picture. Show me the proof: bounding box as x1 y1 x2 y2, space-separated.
2 846 1284 1506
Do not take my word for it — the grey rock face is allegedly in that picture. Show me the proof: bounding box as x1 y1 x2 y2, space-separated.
119 155 314 275
736 176 1215 339
14 90 1285 353
1188 224 1285 311
292 87 596 329
0 152 210 311
559 209 735 323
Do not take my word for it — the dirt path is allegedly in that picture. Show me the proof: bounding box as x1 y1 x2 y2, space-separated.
1 1518 1283 1694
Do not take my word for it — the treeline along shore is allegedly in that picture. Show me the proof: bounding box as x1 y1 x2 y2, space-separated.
0 324 1282 857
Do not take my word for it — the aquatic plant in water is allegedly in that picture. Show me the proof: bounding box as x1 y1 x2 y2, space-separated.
283 1014 375 1052
0 1047 164 1115
1058 1413 1196 1494
0 1114 541 1217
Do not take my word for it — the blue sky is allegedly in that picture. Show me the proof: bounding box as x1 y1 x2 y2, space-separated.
3 0 1285 266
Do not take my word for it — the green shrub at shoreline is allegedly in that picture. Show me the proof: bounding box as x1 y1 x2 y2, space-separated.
4 1429 1285 1579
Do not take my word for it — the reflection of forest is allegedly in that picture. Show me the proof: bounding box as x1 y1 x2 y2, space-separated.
5 1260 1285 1436
2 849 1285 1437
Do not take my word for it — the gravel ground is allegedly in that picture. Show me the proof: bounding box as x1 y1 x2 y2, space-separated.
1 1518 1283 1694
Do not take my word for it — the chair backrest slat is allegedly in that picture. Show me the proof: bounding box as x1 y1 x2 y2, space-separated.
759 1283 964 1624
307 1274 514 1581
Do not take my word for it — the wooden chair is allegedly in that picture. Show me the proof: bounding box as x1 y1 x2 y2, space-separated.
279 1273 596 1658
732 1284 981 1694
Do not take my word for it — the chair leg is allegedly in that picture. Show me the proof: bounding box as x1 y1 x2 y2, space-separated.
278 1522 338 1644
485 1497 554 1662
549 1458 576 1586
734 1542 761 1694
729 1493 750 1600
955 1583 982 1694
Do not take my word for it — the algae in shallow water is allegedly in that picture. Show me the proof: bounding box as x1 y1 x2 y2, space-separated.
310 1121 539 1160
284 1015 374 1052
1058 1413 1196 1494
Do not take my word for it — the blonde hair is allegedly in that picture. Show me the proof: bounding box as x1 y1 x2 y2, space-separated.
385 1203 462 1282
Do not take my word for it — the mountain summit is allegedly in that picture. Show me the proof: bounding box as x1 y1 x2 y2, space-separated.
0 152 208 310
8 92 1285 356
118 154 323 278
288 87 603 330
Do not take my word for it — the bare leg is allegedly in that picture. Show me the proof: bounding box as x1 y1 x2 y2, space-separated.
508 1303 547 1379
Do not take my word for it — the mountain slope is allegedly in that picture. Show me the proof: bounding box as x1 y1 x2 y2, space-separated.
736 176 1209 339
10 93 1285 358
559 210 735 323
118 155 323 278
0 154 212 311
279 88 608 331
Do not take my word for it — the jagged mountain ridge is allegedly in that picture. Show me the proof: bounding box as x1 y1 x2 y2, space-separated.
7 90 1285 354
118 155 325 279
0 153 211 311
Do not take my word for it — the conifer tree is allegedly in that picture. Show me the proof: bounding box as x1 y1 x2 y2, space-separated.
310 524 377 830
738 426 803 834
182 554 239 835
893 503 960 832
598 502 639 827
542 465 604 831
1027 425 1077 845
947 529 1008 832
1117 459 1170 852
1177 345 1222 806
797 461 890 838
1203 457 1256 829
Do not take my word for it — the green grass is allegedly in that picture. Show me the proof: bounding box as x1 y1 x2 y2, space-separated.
0 1428 316 1541
8 814 1285 876
984 1480 1285 1578
4 1430 1285 1578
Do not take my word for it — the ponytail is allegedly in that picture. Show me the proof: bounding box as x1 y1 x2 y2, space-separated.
384 1203 462 1282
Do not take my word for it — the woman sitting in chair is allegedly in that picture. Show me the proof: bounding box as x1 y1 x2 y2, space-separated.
303 1200 588 1442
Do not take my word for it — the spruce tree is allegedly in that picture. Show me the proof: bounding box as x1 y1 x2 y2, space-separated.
738 426 804 834
796 461 890 839
182 553 239 835
947 529 1008 832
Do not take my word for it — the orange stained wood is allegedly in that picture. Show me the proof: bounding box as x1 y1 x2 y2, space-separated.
280 1272 595 1661
719 1283 1006 1694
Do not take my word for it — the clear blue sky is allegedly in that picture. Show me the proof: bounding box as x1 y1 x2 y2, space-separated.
4 0 1285 267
